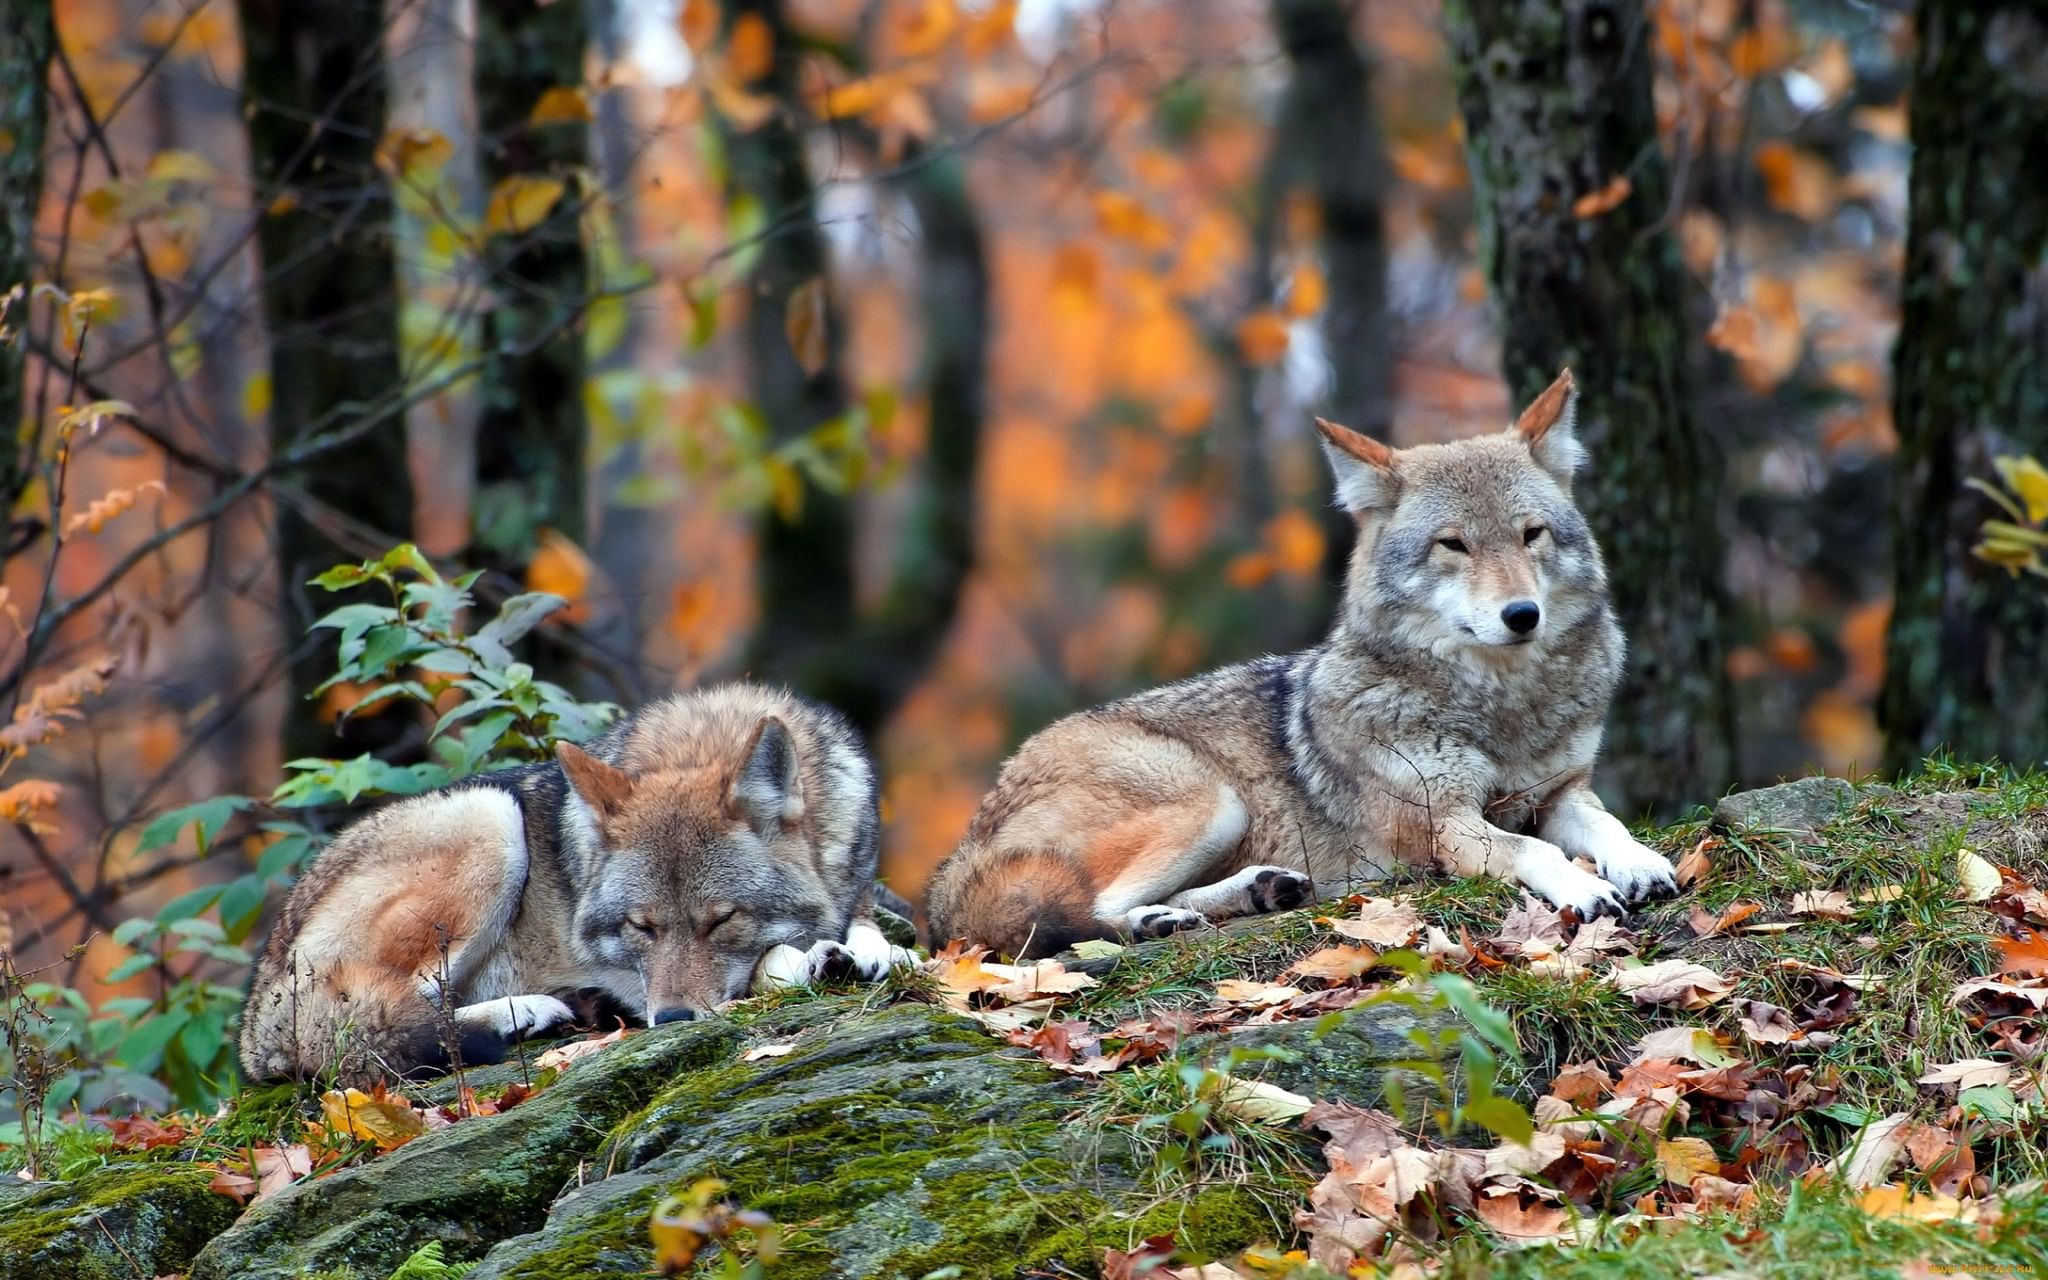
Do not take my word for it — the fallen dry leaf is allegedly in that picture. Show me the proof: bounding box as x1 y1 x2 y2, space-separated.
1674 839 1714 888
741 1043 798 1062
1958 850 2003 902
534 1025 630 1072
1494 896 1566 956
1737 999 1803 1045
1917 1059 2011 1091
1634 1026 1738 1066
1611 960 1735 1010
1102 1234 1178 1280
1214 1076 1314 1125
1826 1112 1915 1189
1324 897 1421 948
254 1143 313 1202
319 1088 425 1152
1655 1136 1720 1186
1284 944 1379 984
1790 890 1852 920
1214 979 1304 1008
1688 901 1762 937
1996 932 2048 976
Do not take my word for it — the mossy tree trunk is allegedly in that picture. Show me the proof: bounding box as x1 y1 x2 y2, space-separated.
730 3 989 741
474 0 588 566
239 0 412 756
1444 0 1733 816
1 0 53 551
1879 2 2048 773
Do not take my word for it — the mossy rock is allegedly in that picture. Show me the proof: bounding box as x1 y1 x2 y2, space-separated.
0 1161 240 1280
187 1018 745 1280
1712 776 1880 839
466 1003 1281 1280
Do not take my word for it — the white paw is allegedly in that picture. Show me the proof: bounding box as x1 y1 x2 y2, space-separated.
1515 841 1628 920
1124 904 1208 939
454 993 576 1040
1594 839 1680 904
844 922 915 982
755 944 809 990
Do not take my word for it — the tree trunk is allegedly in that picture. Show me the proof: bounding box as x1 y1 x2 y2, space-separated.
473 0 588 564
1444 0 1733 815
240 0 411 755
1249 0 1391 637
724 0 858 708
1 0 53 541
1268 0 1390 439
1879 2 2048 772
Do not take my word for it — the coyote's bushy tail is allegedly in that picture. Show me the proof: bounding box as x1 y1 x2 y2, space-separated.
924 847 1102 961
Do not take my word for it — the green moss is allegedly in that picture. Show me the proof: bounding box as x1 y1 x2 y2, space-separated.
0 1161 241 1280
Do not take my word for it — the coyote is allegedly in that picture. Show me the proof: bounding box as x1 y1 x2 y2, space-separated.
925 370 1679 958
240 683 910 1080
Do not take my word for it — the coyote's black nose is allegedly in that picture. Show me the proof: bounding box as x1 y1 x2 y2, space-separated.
651 1006 697 1026
1501 600 1541 635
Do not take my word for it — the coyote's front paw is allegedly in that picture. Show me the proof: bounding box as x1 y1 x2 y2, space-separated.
1595 840 1680 904
455 993 576 1040
1125 905 1208 939
1516 846 1628 921
844 922 915 981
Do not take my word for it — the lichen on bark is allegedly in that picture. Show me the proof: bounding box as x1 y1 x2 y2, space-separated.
1442 0 1734 817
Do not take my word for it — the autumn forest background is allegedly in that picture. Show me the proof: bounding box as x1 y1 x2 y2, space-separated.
3 0 2047 1120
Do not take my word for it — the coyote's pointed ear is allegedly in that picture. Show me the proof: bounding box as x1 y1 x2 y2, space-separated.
726 717 804 835
1315 417 1400 513
1512 367 1587 482
557 741 632 822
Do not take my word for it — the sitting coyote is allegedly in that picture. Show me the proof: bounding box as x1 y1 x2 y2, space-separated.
926 370 1680 958
240 683 909 1080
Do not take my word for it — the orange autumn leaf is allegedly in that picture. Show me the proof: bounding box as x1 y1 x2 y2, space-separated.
529 86 592 126
64 480 166 537
1264 508 1326 577
1283 944 1378 983
1753 141 1837 221
1997 932 2048 976
1284 262 1327 318
1224 550 1276 589
1572 175 1632 219
1235 309 1290 365
784 277 829 378
892 0 957 58
525 529 594 624
0 778 62 834
726 12 774 83
1091 191 1174 252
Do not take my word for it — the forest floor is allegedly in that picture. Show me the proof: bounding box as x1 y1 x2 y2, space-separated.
5 765 2047 1279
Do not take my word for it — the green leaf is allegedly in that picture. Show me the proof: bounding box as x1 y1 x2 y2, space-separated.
154 883 226 925
1461 1094 1535 1144
308 563 375 591
118 1009 192 1072
137 795 254 854
111 917 155 946
104 953 158 983
1959 1085 2020 1125
380 543 436 579
220 874 269 942
1431 973 1521 1061
177 1013 226 1071
471 593 566 663
255 833 319 881
432 696 512 741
